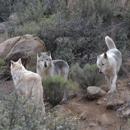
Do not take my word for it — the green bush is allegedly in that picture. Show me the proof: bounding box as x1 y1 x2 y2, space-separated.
0 90 80 130
11 21 40 36
69 63 103 93
43 76 76 106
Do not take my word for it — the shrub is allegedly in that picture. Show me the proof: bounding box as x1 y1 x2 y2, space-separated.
11 21 40 36
69 63 103 93
43 76 76 106
0 90 80 130
0 58 8 80
0 0 12 21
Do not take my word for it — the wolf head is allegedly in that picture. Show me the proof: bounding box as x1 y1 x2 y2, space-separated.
37 51 52 69
10 58 25 71
96 53 110 74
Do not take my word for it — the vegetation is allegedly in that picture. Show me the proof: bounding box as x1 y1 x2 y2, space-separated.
43 76 77 106
0 90 80 130
69 63 103 93
1 0 130 129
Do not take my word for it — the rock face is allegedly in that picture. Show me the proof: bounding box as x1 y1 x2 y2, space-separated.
87 86 106 99
0 34 46 69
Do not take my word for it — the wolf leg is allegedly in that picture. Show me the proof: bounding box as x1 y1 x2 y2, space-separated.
105 76 111 88
108 75 117 93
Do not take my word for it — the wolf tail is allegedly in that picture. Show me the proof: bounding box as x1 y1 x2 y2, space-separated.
105 36 116 49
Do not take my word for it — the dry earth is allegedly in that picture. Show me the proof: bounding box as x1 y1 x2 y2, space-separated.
0 76 130 130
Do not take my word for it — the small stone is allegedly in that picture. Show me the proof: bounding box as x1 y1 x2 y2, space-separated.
87 86 106 99
106 100 125 109
89 123 96 127
97 100 103 105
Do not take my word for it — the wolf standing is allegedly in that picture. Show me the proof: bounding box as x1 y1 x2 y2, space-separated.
97 36 122 93
37 51 69 80
10 58 45 114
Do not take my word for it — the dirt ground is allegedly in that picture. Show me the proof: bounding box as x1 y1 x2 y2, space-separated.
0 76 130 130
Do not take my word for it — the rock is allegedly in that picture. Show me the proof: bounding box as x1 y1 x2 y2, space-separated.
9 13 19 24
87 86 106 99
117 103 130 118
79 110 89 120
98 114 112 126
0 34 46 69
106 99 125 109
97 100 104 105
89 123 96 127
86 123 101 130
0 36 21 58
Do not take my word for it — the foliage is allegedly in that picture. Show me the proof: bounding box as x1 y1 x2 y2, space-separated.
0 59 8 80
0 90 79 130
54 37 76 65
11 21 40 36
43 76 77 106
0 0 12 21
69 63 103 93
123 1 130 22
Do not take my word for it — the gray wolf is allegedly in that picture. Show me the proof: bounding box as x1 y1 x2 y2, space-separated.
36 51 69 80
10 58 45 114
96 36 122 93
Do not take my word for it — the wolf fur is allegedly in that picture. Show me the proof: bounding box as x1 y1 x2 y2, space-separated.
97 36 122 93
36 51 69 80
10 58 45 114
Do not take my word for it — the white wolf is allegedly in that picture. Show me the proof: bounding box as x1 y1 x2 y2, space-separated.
36 51 69 80
97 36 122 93
10 58 45 114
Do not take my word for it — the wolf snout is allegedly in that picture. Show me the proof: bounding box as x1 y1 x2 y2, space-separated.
44 63 47 68
99 70 102 74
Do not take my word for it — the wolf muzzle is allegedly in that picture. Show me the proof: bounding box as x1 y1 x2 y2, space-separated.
44 62 47 68
99 69 102 74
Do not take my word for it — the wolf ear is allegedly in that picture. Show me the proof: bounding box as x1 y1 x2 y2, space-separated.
10 60 15 67
97 55 100 59
18 58 22 64
37 53 39 59
104 53 108 59
47 51 51 57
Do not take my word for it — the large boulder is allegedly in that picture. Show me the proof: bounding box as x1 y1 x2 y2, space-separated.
0 34 46 69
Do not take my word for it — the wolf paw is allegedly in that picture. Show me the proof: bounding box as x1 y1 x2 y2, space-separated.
108 90 116 94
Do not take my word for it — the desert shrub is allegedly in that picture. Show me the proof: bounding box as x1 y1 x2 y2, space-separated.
43 76 77 106
11 21 40 36
75 0 114 20
69 63 103 93
0 0 12 21
123 1 130 22
0 58 8 80
0 90 79 130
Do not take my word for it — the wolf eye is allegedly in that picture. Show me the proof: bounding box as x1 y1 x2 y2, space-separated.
46 59 48 60
102 64 104 66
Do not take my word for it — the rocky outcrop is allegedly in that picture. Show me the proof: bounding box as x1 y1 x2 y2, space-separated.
0 34 46 69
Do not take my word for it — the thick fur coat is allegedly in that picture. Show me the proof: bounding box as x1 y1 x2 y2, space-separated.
97 36 122 93
36 51 69 80
10 58 45 113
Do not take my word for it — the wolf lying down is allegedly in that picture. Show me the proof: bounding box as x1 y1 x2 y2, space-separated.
97 36 122 93
10 58 45 114
37 51 69 81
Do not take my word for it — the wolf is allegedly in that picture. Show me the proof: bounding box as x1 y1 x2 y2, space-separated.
36 51 69 80
10 58 45 114
96 36 122 93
